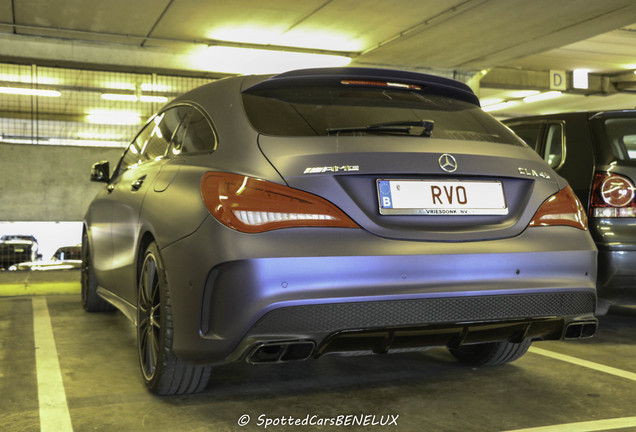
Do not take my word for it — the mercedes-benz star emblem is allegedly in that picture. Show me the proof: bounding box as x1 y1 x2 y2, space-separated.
438 153 458 172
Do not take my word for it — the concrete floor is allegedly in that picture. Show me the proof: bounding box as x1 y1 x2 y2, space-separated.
1 281 636 432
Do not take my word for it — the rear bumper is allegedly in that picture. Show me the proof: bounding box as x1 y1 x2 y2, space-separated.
202 256 596 365
244 316 597 365
596 247 636 304
591 218 636 305
161 220 597 364
239 292 596 364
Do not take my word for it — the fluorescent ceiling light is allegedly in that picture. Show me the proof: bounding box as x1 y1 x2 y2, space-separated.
523 91 562 103
47 138 127 147
0 86 61 97
140 95 168 103
141 83 172 92
86 110 141 125
0 134 126 147
0 135 39 145
573 69 589 89
0 74 60 85
101 93 138 102
207 28 361 52
482 101 519 112
480 98 504 107
0 74 29 83
509 90 540 98
192 46 351 75
78 131 126 140
276 32 360 52
100 94 169 103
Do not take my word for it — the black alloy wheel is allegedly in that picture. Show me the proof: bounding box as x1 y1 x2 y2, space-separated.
136 241 212 395
137 247 162 384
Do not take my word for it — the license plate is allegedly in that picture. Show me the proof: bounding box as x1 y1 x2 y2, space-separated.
377 179 508 215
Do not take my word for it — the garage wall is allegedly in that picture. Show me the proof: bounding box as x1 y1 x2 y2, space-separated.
0 62 214 222
0 143 123 221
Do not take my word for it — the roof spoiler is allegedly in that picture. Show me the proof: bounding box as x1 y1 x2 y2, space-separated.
243 67 480 106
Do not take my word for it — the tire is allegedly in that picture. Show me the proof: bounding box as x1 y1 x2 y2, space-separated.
137 241 212 395
81 232 115 312
449 339 532 367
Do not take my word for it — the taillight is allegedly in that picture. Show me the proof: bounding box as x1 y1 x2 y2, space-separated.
529 185 587 230
201 172 359 233
590 172 636 218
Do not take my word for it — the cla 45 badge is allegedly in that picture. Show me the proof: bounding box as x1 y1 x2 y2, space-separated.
518 167 551 179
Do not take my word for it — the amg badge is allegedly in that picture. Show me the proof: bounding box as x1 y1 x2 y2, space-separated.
304 165 360 174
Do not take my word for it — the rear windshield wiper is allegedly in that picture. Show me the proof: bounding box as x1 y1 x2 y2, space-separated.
327 120 434 137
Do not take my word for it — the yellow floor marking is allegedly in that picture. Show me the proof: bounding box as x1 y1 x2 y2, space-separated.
500 347 636 432
1 282 79 296
32 297 73 432
501 416 636 432
530 346 636 382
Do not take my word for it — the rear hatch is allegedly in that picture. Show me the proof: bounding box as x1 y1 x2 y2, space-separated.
242 69 562 242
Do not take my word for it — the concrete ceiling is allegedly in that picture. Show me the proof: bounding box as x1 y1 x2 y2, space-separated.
1 0 636 117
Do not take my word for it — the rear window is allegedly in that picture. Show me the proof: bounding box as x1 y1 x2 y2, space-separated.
601 116 636 160
242 85 524 145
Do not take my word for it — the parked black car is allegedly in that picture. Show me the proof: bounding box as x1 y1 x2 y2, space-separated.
504 110 636 313
0 235 39 270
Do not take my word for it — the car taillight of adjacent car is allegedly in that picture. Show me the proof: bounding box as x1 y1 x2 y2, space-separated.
590 172 636 218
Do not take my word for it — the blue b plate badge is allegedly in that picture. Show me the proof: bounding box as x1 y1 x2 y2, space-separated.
377 179 508 215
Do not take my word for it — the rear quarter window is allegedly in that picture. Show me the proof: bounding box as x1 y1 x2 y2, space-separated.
171 106 217 155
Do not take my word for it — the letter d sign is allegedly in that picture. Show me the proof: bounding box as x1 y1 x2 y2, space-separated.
550 70 566 90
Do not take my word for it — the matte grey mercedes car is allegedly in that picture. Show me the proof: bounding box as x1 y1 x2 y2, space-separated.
82 67 598 395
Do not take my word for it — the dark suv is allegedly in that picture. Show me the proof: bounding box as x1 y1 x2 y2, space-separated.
504 110 636 313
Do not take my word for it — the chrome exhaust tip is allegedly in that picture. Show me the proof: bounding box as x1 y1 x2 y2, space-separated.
247 341 315 364
564 321 597 339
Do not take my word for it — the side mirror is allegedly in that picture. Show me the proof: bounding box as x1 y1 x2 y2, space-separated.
90 161 110 183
